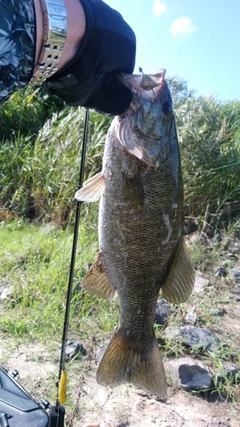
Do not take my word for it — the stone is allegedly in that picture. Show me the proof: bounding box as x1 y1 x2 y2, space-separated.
215 265 227 277
213 231 223 242
194 275 210 293
184 307 197 326
215 362 240 384
165 358 212 391
154 299 170 325
231 284 240 295
189 232 207 244
164 325 220 351
229 268 240 283
209 308 225 317
204 226 215 238
228 240 240 254
64 340 86 361
0 286 13 300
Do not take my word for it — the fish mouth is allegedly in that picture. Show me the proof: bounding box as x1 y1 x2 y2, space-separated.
121 69 167 93
120 69 173 118
114 70 175 167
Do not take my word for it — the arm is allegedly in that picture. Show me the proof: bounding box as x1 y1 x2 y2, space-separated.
43 0 136 115
0 0 136 115
33 0 86 76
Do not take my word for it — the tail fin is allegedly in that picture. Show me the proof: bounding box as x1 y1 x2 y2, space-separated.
97 330 167 399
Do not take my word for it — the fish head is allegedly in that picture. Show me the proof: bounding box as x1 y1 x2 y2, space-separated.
114 70 176 168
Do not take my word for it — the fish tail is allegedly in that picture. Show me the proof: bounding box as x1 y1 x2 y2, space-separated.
97 329 167 399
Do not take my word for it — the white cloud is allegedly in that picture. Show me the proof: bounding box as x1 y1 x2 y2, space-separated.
153 1 166 16
170 17 197 36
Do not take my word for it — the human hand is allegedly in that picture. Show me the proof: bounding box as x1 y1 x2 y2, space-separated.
44 0 136 115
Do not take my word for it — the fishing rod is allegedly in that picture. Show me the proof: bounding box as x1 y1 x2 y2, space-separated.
0 108 89 427
50 107 89 426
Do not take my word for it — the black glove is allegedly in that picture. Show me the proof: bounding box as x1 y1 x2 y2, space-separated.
44 0 136 115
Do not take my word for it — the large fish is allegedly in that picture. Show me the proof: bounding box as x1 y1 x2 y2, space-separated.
75 70 195 399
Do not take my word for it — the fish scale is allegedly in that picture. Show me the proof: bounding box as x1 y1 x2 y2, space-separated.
75 70 195 398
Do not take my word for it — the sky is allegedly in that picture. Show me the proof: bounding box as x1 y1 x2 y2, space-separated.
105 0 240 102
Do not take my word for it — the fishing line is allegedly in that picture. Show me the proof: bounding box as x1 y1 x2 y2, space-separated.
53 107 89 425
186 161 240 175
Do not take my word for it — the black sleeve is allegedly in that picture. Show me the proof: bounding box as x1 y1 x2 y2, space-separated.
44 0 136 114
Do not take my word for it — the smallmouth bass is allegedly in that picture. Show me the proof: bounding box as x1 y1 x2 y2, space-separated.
75 70 195 399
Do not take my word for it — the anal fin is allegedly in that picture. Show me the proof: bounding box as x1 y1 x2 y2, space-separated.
81 251 117 301
161 239 195 304
97 329 167 399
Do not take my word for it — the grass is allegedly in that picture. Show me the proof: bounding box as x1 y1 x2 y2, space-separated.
1 82 239 226
0 217 118 344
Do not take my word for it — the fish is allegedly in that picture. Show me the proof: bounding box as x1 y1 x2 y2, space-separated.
75 69 195 399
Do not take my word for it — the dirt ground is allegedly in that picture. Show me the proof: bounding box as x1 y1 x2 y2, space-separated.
0 339 239 427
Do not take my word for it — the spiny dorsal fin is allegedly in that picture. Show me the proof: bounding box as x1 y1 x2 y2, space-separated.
75 171 105 202
161 239 195 304
81 251 117 301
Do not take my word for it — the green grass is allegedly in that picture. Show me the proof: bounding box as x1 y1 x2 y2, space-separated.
0 218 119 343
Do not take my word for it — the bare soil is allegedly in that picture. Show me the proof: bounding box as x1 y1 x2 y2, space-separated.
0 330 239 427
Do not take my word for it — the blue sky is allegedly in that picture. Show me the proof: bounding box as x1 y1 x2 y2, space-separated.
105 0 240 102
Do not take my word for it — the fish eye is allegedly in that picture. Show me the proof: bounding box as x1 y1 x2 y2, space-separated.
162 102 172 116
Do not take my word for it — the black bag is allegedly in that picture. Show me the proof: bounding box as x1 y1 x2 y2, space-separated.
0 367 49 427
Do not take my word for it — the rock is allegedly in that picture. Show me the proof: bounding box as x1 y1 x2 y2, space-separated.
184 307 197 326
165 357 212 390
184 225 191 235
194 275 210 293
226 253 238 260
154 299 170 325
215 265 227 277
0 286 13 300
228 240 240 254
164 325 220 351
204 226 215 238
211 232 223 247
214 231 223 242
231 284 240 295
189 232 207 244
215 362 240 384
209 308 226 317
229 268 240 283
65 340 86 361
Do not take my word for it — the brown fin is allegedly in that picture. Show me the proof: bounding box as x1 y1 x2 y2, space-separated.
161 239 195 304
97 330 167 399
81 252 117 301
75 172 105 202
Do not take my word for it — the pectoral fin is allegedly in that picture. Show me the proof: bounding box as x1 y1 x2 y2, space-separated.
75 172 105 202
81 252 117 301
161 239 195 304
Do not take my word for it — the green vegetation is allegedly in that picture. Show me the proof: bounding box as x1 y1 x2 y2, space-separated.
0 77 239 225
0 220 119 343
